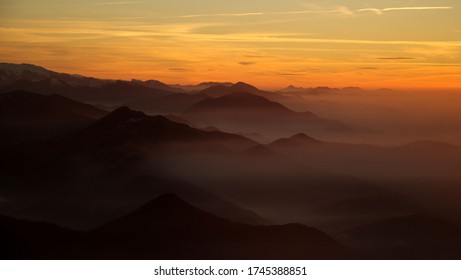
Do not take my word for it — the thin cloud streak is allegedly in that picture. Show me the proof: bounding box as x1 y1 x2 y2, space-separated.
92 1 147 6
179 8 353 18
177 6 452 19
358 7 452 15
378 57 420 60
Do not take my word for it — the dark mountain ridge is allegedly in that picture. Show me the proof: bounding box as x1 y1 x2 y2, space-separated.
182 92 351 138
1 194 354 260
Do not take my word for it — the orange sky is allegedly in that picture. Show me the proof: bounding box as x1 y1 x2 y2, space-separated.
1 0 461 89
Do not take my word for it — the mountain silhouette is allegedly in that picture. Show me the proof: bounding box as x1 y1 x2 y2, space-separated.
127 92 209 115
182 92 350 138
95 193 229 233
131 79 184 93
269 133 323 148
81 106 258 153
0 194 355 259
0 90 107 146
0 62 108 88
0 90 106 122
200 81 260 96
0 105 264 229
0 63 180 109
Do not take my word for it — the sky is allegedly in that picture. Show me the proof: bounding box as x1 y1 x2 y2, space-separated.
1 0 460 89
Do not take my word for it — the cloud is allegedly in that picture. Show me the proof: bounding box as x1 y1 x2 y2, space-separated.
178 7 353 18
278 72 304 76
357 7 452 15
92 1 147 6
378 57 420 60
239 62 256 66
174 6 450 19
359 67 380 70
169 68 193 72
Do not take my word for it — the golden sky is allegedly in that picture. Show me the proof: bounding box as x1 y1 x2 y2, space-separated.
1 0 460 89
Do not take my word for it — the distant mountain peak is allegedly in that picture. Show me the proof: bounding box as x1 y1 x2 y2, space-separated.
94 106 146 128
139 193 190 210
285 85 304 90
0 90 106 123
1 89 35 99
289 133 321 142
198 82 233 87
199 82 261 96
107 106 145 118
269 133 323 148
231 81 258 92
95 193 228 233
0 62 51 76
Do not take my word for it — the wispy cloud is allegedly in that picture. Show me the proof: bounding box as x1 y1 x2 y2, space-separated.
169 68 193 72
92 1 146 6
357 6 452 15
239 62 256 66
277 72 305 76
378 57 420 60
176 6 452 19
178 7 353 18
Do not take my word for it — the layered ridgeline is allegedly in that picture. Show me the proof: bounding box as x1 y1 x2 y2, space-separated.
0 63 354 140
0 194 353 260
182 91 352 139
0 102 266 229
0 90 107 146
2 62 461 260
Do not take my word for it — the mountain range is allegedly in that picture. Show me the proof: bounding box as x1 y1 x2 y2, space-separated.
0 63 354 140
2 62 461 260
0 194 353 259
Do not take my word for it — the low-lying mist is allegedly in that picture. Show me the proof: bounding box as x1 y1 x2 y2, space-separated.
275 89 461 146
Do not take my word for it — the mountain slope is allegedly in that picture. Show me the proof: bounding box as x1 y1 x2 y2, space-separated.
0 90 107 146
1 194 353 259
182 92 350 139
201 81 260 96
0 106 263 229
0 90 106 122
0 63 178 109
126 92 209 115
78 106 258 153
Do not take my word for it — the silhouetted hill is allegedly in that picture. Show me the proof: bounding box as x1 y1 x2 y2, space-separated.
80 106 258 153
0 194 354 259
163 114 199 128
127 92 209 115
231 81 260 92
95 193 229 233
0 63 182 109
0 90 106 122
131 79 184 92
0 106 263 229
182 92 350 138
269 133 323 148
200 81 260 96
342 214 461 259
0 63 109 88
0 214 85 259
172 82 234 92
0 90 107 146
